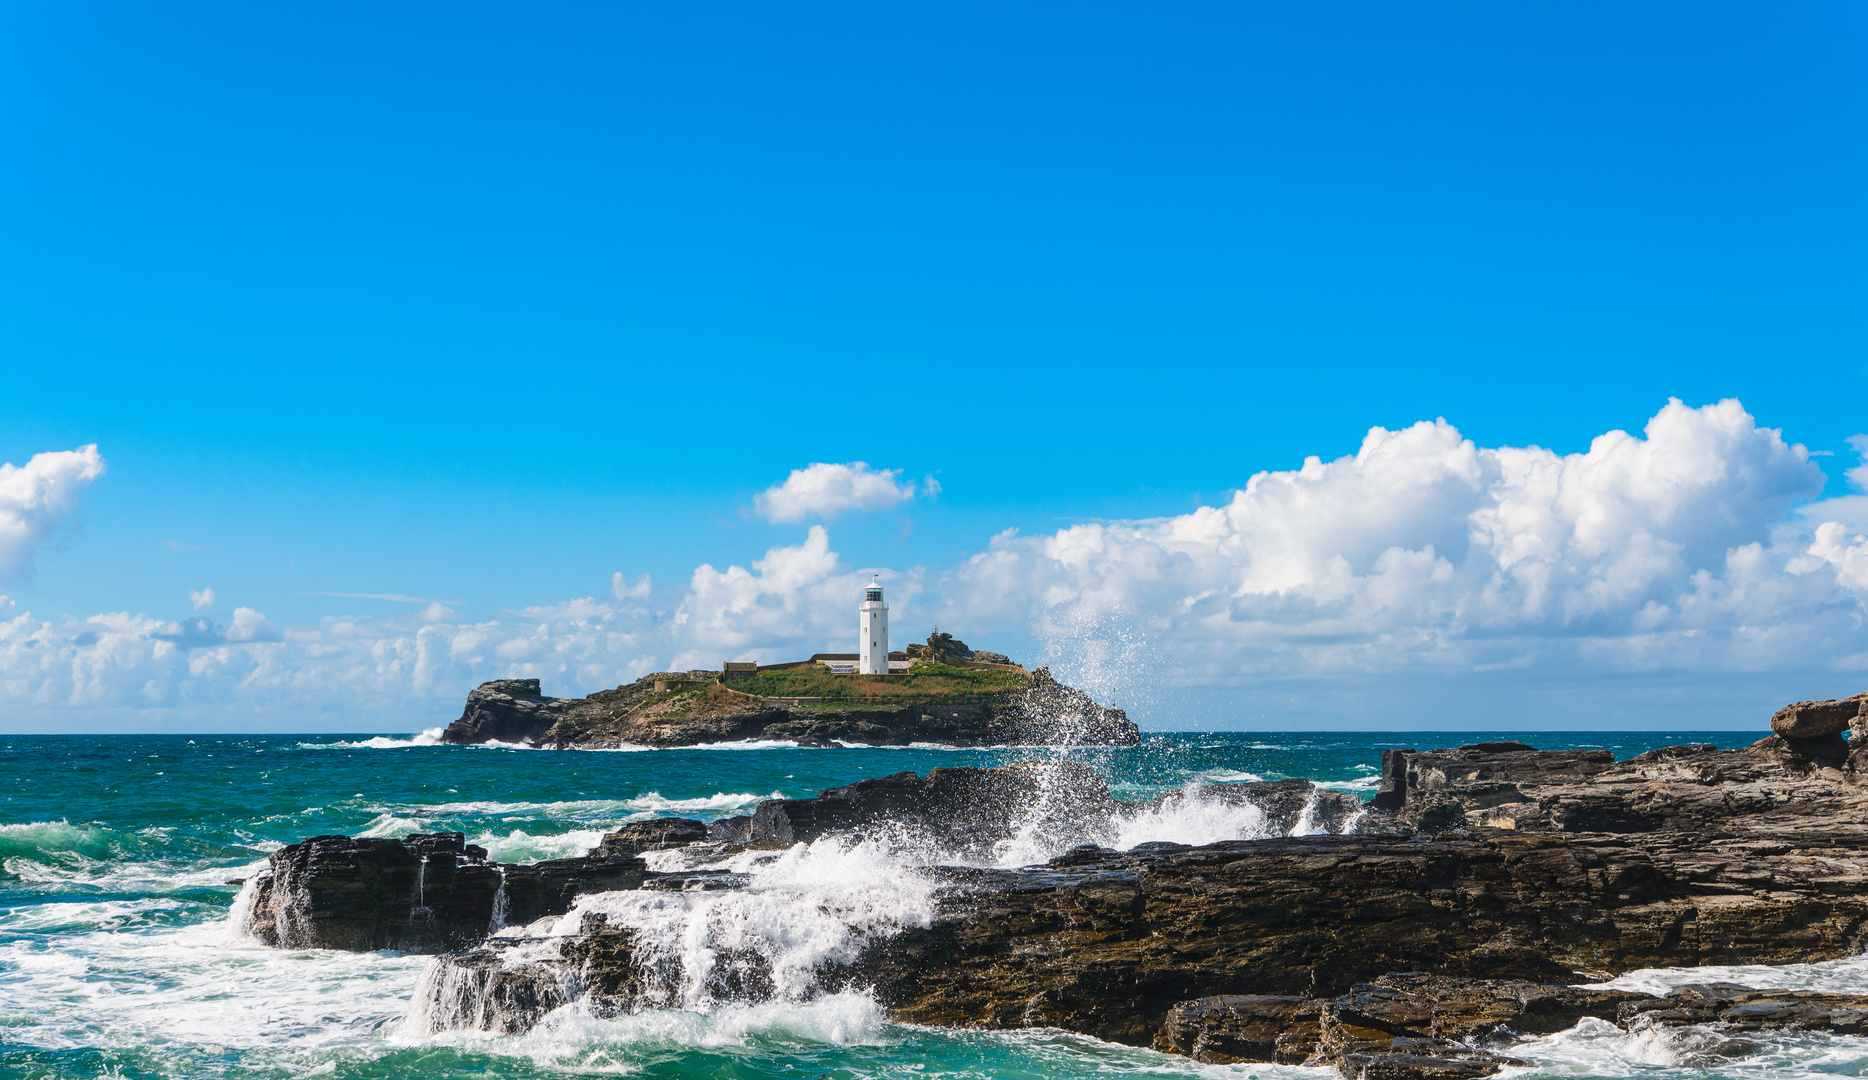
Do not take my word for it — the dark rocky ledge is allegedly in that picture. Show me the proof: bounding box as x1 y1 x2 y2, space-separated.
439 665 1138 749
264 691 1868 1078
241 832 648 952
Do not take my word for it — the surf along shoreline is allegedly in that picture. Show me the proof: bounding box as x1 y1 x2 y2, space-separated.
224 692 1868 1079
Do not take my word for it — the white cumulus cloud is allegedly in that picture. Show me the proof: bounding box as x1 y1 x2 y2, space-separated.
753 462 918 522
189 588 216 611
4 400 1867 730
0 445 105 580
945 399 1860 684
0 528 921 724
611 571 651 600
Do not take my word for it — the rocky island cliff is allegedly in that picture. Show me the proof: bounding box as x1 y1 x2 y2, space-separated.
440 660 1139 748
239 690 1868 1079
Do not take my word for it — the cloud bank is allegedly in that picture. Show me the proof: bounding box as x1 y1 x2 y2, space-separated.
0 445 105 580
947 399 1864 684
2 402 1864 728
0 525 917 723
753 461 918 522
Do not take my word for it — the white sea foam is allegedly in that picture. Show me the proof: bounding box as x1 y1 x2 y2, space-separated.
469 828 612 863
548 835 937 1010
1587 952 1868 996
0 820 268 895
296 728 447 749
395 791 777 820
1502 1015 1868 1077
1314 776 1381 792
0 897 191 933
1111 784 1273 850
0 916 431 1054
625 790 780 815
414 989 895 1062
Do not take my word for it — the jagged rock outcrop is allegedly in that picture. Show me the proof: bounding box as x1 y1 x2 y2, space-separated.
373 691 1868 1080
245 832 503 952
1156 973 1868 1077
748 761 1117 850
588 817 712 858
1000 666 1138 745
242 832 650 953
1156 994 1325 1063
1617 982 1868 1034
441 680 569 746
440 666 1138 749
1368 731 1868 834
416 810 1868 1048
498 856 651 928
1771 692 1868 738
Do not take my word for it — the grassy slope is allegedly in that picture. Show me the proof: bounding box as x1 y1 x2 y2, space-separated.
726 663 1029 709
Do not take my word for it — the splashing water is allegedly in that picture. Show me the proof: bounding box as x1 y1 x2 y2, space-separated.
561 836 937 1011
1110 782 1276 850
3 729 1787 1080
488 866 509 934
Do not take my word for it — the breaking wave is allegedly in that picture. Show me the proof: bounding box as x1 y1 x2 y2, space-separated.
296 728 447 750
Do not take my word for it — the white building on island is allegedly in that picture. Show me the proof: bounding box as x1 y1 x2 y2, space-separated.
858 576 889 674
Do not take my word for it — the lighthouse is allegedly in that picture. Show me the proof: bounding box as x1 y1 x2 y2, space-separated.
858 577 889 675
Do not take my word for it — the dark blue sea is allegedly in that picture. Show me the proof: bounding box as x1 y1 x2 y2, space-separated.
10 729 1864 1080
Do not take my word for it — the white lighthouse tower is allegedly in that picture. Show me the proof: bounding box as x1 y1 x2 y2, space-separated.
858 577 889 675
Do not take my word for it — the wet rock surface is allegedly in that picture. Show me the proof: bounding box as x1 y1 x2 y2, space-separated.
245 832 503 952
265 690 1868 1076
243 832 648 953
856 821 1868 1046
748 761 1118 849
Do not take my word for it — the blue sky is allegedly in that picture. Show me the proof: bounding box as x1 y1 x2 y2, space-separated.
2 3 1865 731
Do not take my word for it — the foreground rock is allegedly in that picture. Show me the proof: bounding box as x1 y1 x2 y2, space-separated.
1159 975 1868 1077
1771 693 1868 739
272 691 1868 1075
241 832 647 952
245 764 1355 955
1369 726 1868 834
419 815 1868 1047
440 666 1138 749
745 761 1119 851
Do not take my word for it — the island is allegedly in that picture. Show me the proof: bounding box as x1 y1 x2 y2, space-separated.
439 650 1139 748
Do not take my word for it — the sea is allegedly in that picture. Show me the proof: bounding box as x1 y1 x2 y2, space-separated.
6 728 1867 1080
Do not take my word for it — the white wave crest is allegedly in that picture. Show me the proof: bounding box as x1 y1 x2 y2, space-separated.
1589 952 1868 996
296 728 446 750
625 791 779 815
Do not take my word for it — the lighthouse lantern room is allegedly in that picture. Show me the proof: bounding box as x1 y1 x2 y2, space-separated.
858 577 889 675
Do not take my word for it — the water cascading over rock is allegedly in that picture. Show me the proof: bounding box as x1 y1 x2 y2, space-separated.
402 764 1371 1035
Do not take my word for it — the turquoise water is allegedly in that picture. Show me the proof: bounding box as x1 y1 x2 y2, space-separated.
9 728 1859 1080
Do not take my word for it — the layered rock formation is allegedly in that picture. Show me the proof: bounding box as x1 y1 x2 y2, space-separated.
265 691 1868 1078
439 666 1139 749
412 817 1868 1071
1158 975 1868 1076
240 832 647 952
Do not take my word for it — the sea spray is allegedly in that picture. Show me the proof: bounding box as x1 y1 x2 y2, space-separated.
1290 788 1324 836
408 835 938 1034
562 835 936 1010
7 729 1821 1080
1110 781 1275 849
223 873 264 944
